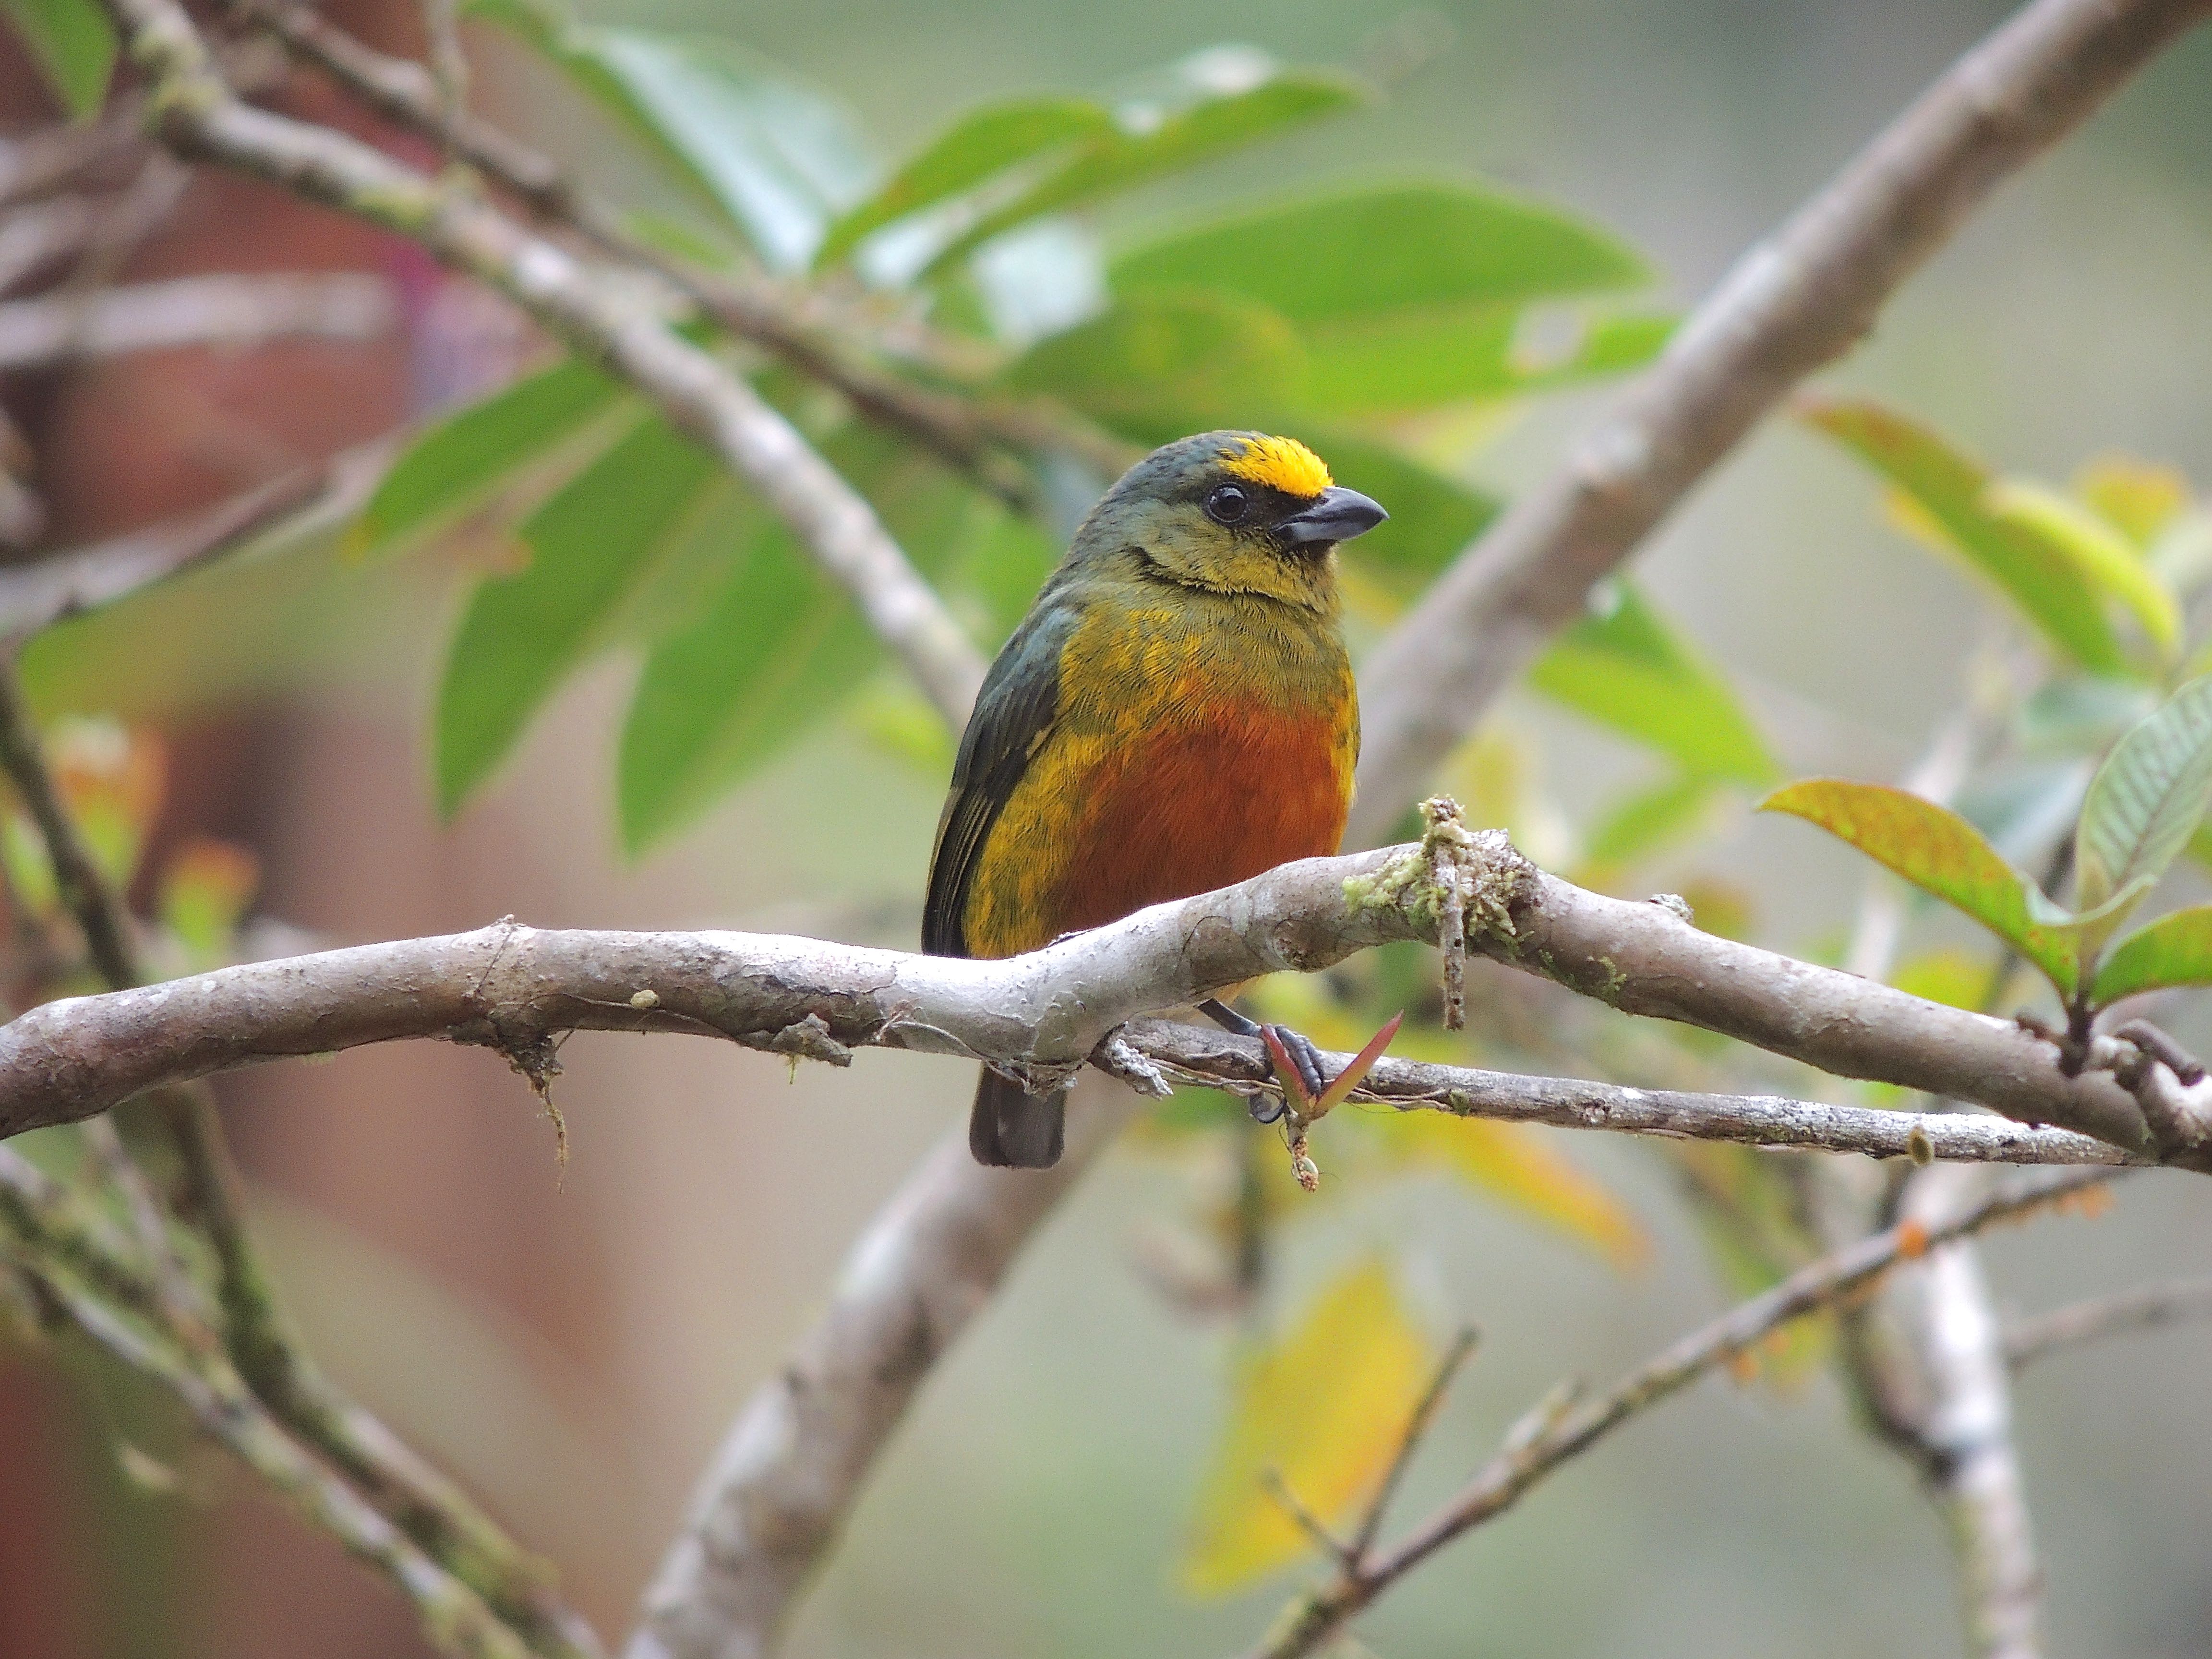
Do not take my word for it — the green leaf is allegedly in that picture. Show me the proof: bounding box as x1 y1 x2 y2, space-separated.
1298 304 1672 414
2074 675 2212 914
615 437 977 850
1114 182 1646 324
1 0 114 118
1984 478 2181 657
1528 581 1778 786
467 0 874 268
918 49 1360 278
157 838 259 970
349 357 627 558
434 414 718 814
1582 774 1716 870
1180 1258 1432 1595
1760 778 2082 995
1000 289 1304 428
1800 398 2128 675
815 98 1113 269
2093 905 2212 1004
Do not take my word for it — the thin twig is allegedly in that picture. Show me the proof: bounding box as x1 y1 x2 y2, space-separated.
2004 1277 2212 1370
1242 1166 2119 1659
0 271 394 370
1346 1326 1478 1564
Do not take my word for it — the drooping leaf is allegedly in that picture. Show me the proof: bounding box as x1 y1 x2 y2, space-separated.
1528 581 1778 786
468 0 875 268
2076 457 2190 548
2092 906 2212 1004
2073 675 2212 915
1800 399 2127 675
1 0 114 119
349 356 627 558
615 437 978 850
1181 1258 1432 1595
1000 289 1304 428
815 98 1114 269
914 48 1361 279
1371 1112 1649 1270
1759 778 2082 994
435 414 718 814
1112 182 1646 324
1984 478 2180 657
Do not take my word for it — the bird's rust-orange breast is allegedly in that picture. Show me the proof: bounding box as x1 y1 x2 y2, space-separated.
1042 697 1352 938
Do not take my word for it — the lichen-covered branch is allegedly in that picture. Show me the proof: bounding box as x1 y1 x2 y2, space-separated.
1348 0 2212 840
97 0 988 722
1243 1166 2117 1659
0 834 2174 1162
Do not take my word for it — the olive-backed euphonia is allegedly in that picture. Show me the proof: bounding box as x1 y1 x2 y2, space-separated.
923 430 1386 1166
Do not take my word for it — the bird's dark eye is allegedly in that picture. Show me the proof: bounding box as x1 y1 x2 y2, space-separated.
1204 484 1250 526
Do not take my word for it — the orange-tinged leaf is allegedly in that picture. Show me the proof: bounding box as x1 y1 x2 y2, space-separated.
1181 1259 1432 1595
158 837 260 966
1760 778 2080 995
1372 1112 1648 1271
1315 1011 1403 1113
46 717 166 889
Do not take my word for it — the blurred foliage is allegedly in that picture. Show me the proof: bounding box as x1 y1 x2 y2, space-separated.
339 12 1748 854
1180 1257 1431 1594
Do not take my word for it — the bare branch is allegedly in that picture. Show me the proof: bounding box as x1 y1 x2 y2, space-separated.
0 272 394 369
2004 1277 2212 1370
1348 0 2212 841
0 436 393 642
1244 1166 2118 1659
235 0 1133 503
1346 1327 1479 1564
625 1073 1148 1659
0 836 2176 1162
97 0 991 721
0 106 145 208
1128 1018 2132 1167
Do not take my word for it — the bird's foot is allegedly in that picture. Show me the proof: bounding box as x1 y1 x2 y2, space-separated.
1198 998 1329 1122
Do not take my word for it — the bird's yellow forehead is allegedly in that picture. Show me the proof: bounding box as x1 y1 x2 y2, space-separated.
1222 434 1331 499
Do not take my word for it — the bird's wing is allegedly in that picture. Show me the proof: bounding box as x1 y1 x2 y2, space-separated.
922 599 1081 959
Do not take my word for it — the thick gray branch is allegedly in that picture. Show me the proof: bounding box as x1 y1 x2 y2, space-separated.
1348 0 2212 840
0 840 2176 1163
627 1072 1144 1659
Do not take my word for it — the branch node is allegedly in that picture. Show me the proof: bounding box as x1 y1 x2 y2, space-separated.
766 1012 852 1068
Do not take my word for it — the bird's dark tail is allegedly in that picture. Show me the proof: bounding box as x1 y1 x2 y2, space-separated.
969 1069 1066 1167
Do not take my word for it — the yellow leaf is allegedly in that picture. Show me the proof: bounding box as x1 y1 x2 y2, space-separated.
2075 456 2189 548
1181 1259 1432 1596
1372 1112 1648 1272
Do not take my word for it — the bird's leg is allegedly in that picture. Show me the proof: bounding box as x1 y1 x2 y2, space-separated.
1198 997 1329 1123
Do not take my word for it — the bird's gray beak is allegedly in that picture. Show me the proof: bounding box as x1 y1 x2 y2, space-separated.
1280 485 1388 546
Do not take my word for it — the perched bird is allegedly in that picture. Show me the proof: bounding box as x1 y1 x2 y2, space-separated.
923 430 1387 1166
